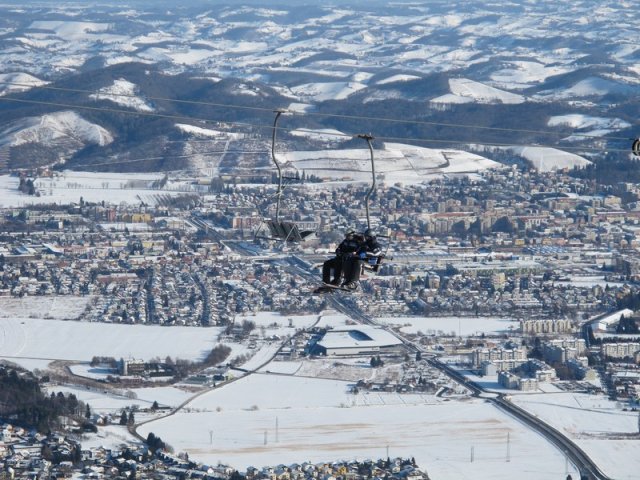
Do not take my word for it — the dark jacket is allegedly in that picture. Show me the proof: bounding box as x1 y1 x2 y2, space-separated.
336 236 361 256
357 236 381 257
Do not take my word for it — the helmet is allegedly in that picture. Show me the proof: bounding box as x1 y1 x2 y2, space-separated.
364 228 375 238
345 228 356 237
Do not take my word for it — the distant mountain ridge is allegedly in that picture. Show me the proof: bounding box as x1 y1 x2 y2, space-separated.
0 1 636 173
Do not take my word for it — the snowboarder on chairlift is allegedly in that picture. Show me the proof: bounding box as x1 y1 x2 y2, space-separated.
321 228 361 286
341 228 383 291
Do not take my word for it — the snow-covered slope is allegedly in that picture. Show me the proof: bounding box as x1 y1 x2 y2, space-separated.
432 78 526 105
282 143 501 184
547 114 631 140
0 111 113 167
0 72 47 96
506 146 591 172
89 78 154 112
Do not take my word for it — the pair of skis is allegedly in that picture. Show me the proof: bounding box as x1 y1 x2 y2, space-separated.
312 282 357 294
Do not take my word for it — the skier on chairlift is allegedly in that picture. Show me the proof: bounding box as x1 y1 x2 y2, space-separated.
321 228 361 287
341 228 382 291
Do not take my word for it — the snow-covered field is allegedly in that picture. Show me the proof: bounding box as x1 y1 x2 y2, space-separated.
375 316 518 336
0 295 92 320
0 316 223 366
138 373 580 480
52 383 194 412
0 310 323 370
0 171 180 208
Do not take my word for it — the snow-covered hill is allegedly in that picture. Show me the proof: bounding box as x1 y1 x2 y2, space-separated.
431 78 526 105
504 146 591 172
0 72 47 96
89 78 154 112
0 0 636 172
0 111 113 167
282 142 502 184
3 111 112 148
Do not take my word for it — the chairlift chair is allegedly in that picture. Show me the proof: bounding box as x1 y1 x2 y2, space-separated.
355 134 392 277
255 110 317 244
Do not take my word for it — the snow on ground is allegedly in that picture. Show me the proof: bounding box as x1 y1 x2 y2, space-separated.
167 48 221 66
81 424 141 450
376 74 421 85
138 373 579 480
0 72 47 96
175 124 243 139
285 102 316 113
431 78 525 104
89 78 154 112
556 275 625 289
258 360 302 375
0 295 91 320
289 81 367 102
315 312 352 329
28 20 111 41
0 317 223 366
3 111 113 148
281 143 500 185
490 61 573 89
547 114 631 140
289 128 350 143
51 383 193 412
0 171 182 208
375 316 519 336
236 312 320 332
68 364 120 380
548 114 631 131
505 146 591 172
237 343 282 372
428 93 474 104
52 383 155 413
512 392 640 480
536 76 636 100
0 309 324 373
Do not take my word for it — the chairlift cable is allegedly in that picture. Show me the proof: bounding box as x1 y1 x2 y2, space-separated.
0 95 634 164
0 79 636 142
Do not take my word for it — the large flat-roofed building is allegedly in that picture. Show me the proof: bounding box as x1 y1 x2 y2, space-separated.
313 324 403 356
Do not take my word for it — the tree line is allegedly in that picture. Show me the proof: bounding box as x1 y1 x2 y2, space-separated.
0 366 88 432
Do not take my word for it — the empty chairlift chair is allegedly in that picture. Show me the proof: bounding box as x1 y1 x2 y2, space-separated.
255 110 316 244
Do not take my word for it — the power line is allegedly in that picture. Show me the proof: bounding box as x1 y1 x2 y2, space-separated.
0 97 627 158
0 79 636 142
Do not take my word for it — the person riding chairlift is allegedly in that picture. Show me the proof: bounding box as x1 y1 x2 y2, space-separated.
322 228 360 286
341 228 382 291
